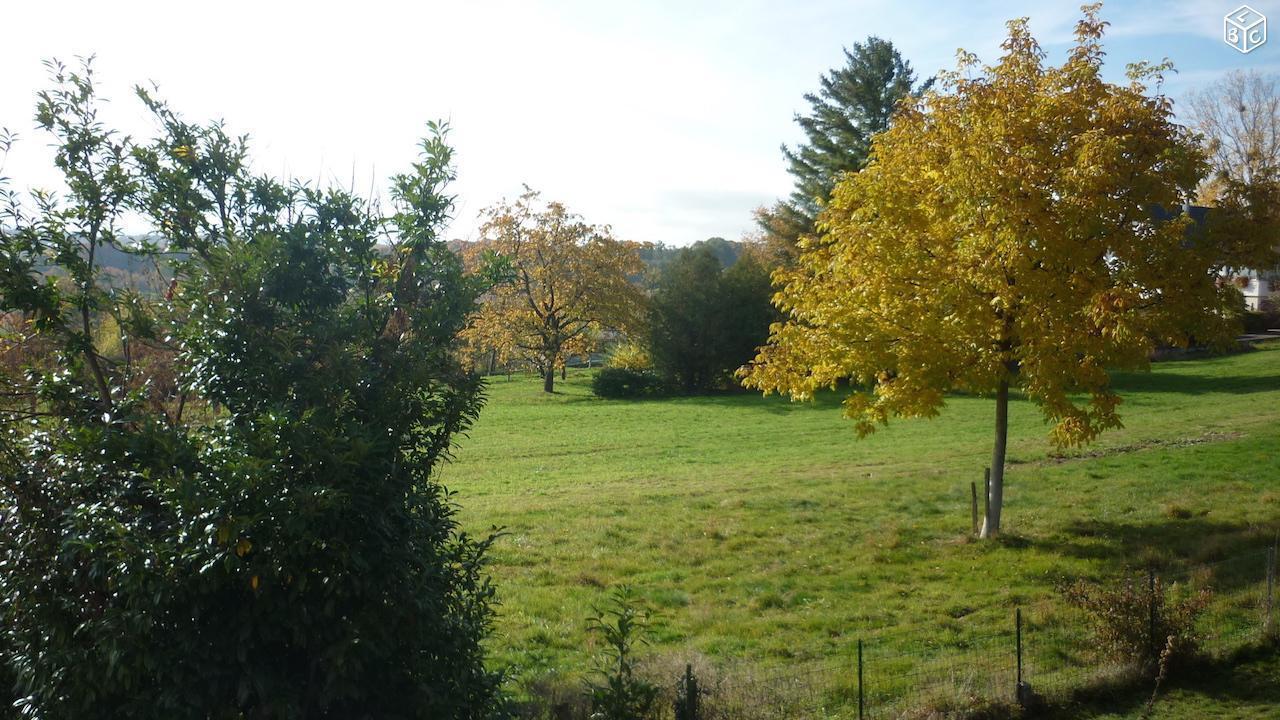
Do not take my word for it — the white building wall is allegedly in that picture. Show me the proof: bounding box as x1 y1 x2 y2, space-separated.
1243 277 1271 311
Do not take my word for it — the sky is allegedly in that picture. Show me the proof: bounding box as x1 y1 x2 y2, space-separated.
2 0 1279 246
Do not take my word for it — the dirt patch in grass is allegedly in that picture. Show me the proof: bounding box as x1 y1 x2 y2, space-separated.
1041 431 1244 465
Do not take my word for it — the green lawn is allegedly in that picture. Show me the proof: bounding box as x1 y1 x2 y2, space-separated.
441 342 1280 713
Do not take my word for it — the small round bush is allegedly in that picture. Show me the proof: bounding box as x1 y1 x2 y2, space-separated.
1242 310 1279 334
592 367 663 398
605 341 654 372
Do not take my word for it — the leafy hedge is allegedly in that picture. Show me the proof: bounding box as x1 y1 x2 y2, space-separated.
1242 310 1279 334
592 368 664 398
0 60 504 719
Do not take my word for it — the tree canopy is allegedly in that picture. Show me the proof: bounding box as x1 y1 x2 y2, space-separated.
1187 70 1280 281
647 246 775 394
1189 70 1280 188
757 36 929 259
743 7 1258 536
461 189 643 393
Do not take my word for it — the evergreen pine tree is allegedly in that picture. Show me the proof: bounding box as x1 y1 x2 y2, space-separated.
759 37 929 259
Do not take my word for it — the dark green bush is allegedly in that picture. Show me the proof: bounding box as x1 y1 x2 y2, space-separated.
1242 310 1279 334
0 60 503 719
592 367 664 398
647 247 777 394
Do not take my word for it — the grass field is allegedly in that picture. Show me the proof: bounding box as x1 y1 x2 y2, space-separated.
441 342 1280 708
1045 647 1280 719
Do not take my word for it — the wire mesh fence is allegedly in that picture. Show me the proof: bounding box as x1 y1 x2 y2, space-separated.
650 542 1280 720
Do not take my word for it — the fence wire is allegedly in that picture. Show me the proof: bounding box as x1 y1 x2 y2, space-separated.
654 544 1279 720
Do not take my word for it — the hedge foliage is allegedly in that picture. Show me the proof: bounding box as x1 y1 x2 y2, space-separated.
0 60 504 719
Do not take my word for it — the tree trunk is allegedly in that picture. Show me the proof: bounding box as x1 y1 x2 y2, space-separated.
980 379 1010 538
561 364 566 381
543 367 555 393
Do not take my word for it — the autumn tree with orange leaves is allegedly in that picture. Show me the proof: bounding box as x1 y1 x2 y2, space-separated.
743 7 1264 537
463 190 643 393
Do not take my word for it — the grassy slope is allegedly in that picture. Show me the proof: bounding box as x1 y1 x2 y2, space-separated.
442 343 1280 690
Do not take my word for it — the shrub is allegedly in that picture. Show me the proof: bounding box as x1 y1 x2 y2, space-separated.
1242 310 1279 334
513 673 591 720
0 60 503 719
586 588 662 720
1059 573 1212 673
607 341 654 372
592 367 663 398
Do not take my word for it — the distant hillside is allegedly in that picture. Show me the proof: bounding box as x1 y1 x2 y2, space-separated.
90 235 758 293
30 235 173 294
97 238 166 270
448 236 753 289
637 237 746 272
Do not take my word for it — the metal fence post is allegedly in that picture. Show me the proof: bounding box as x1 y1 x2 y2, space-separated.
857 638 864 720
674 662 699 720
1015 607 1023 703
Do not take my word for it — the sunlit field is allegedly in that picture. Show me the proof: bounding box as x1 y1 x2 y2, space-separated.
443 343 1280 698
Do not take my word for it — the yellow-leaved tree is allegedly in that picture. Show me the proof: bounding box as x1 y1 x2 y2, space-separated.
463 189 644 393
743 7 1260 537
